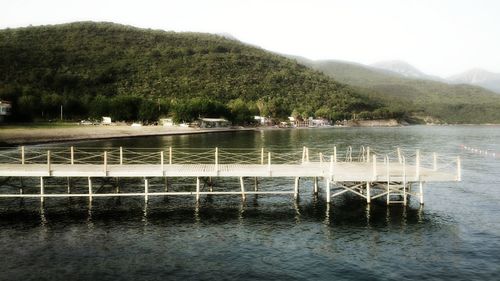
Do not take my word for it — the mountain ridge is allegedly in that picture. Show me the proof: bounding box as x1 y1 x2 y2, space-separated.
0 21 387 123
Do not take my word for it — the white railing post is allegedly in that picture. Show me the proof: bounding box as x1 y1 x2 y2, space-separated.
261 148 264 165
372 155 377 181
433 152 437 171
319 152 323 166
169 146 172 165
21 146 25 165
457 156 461 181
306 147 310 162
416 149 420 180
367 147 370 163
70 146 74 165
119 147 123 165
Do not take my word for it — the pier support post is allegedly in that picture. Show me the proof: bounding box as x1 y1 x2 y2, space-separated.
386 155 390 205
160 151 164 175
47 150 51 175
313 177 318 194
333 146 337 163
416 149 420 180
326 178 331 203
403 156 407 206
70 146 74 165
433 152 437 171
372 155 377 181
366 182 371 203
367 147 370 163
268 152 271 176
103 151 108 176
196 177 200 202
21 146 25 165
457 156 462 181
169 147 172 165
115 178 120 193
67 177 71 194
40 177 44 203
164 177 169 192
240 177 246 200
294 177 299 199
254 177 258 191
397 147 402 164
419 181 424 205
88 177 93 202
144 178 149 203
215 147 219 175
119 147 123 165
261 148 264 165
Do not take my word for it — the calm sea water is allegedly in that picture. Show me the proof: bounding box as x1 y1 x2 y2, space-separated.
1 126 499 280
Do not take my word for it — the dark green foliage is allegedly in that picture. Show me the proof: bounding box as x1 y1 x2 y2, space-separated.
0 22 381 124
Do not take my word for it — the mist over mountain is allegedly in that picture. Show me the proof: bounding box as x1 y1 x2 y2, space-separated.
370 60 444 82
448 68 500 93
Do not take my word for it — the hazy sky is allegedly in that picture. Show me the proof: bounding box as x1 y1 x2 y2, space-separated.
2 0 499 77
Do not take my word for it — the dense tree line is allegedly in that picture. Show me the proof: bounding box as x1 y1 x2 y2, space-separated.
0 22 398 124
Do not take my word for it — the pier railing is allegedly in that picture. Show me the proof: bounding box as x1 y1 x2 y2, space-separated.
0 146 460 177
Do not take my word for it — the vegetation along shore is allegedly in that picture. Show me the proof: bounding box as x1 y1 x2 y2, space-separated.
2 22 500 129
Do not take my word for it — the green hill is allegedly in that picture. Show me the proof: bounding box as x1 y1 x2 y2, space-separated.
297 59 500 123
0 22 389 123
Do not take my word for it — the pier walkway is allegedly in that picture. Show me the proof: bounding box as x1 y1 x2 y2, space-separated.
0 146 460 205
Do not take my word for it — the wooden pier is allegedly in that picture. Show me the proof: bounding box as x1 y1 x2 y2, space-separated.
0 146 461 205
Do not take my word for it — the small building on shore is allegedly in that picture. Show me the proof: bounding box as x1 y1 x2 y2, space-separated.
0 101 12 122
199 118 230 128
254 116 271 126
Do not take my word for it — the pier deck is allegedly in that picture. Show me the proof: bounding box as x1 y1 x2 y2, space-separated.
0 146 460 205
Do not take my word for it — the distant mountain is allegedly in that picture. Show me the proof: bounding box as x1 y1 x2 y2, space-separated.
448 68 500 94
293 58 500 124
370 60 443 82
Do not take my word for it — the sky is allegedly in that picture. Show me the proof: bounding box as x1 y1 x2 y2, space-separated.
2 0 499 77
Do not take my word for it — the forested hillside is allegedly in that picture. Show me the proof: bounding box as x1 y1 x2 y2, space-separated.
0 22 395 123
299 59 500 123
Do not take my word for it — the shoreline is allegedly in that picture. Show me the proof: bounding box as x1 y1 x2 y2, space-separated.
2 122 499 146
0 125 257 146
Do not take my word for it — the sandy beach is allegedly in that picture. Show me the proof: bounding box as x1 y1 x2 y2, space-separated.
0 125 254 145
